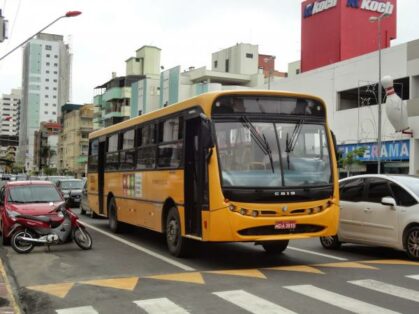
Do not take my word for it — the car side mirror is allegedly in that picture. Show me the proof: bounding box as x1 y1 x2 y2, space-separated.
381 196 396 207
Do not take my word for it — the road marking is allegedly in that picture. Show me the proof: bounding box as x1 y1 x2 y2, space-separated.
133 297 189 313
56 305 98 314
146 272 205 285
363 259 419 266
288 246 348 261
28 282 75 298
406 274 419 280
315 262 377 270
206 269 266 279
81 221 195 271
213 289 297 314
80 277 139 291
349 279 419 302
284 284 400 314
266 265 324 274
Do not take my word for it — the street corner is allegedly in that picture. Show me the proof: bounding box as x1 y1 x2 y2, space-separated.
0 259 20 314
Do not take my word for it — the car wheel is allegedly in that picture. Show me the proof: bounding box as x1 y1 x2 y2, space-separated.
320 235 341 250
405 226 419 261
166 207 189 257
262 240 289 254
108 198 122 233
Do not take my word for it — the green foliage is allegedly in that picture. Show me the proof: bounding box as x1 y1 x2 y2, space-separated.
43 167 58 175
339 147 366 176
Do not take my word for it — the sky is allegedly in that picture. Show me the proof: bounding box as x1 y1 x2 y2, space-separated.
0 0 419 104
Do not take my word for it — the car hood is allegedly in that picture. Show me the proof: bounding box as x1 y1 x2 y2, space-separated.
8 202 64 216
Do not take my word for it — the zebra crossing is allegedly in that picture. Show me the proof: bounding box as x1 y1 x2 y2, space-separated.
55 275 419 314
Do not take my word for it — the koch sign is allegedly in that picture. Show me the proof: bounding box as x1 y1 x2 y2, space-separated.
347 0 395 15
304 0 394 18
338 140 410 162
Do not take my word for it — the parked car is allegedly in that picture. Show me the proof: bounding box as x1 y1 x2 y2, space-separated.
56 179 84 208
320 174 419 260
80 180 89 215
46 176 74 185
0 181 65 245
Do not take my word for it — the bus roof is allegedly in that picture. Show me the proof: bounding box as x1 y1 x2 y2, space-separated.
89 89 326 140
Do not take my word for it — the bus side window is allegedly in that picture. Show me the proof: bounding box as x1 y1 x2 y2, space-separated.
157 118 183 168
106 134 119 171
137 124 157 170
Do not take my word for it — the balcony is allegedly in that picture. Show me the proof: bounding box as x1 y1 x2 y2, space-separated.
93 94 103 106
103 87 131 102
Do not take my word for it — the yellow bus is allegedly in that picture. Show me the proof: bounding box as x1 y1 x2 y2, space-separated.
87 90 339 257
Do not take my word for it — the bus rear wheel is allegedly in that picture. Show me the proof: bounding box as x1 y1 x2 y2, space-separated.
262 240 289 254
108 198 122 233
166 207 189 257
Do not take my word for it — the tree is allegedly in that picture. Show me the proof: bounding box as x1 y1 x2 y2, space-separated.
339 147 366 177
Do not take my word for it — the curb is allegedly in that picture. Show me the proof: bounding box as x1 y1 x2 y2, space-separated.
0 259 20 314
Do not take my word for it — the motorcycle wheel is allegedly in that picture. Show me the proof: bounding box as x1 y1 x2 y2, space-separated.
11 230 35 254
74 228 92 250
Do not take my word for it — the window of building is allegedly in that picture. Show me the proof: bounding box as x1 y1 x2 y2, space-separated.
46 62 50 66
52 112 56 115
52 103 57 107
45 103 48 106
45 45 52 50
45 87 49 90
54 55 58 58
54 71 58 74
338 77 410 111
54 63 58 67
53 87 57 91
214 60 218 68
246 53 253 58
225 59 229 72
296 69 300 74
53 79 57 82
45 95 49 98
44 111 48 114
46 70 50 74
46 54 50 58
45 78 49 82
53 95 56 99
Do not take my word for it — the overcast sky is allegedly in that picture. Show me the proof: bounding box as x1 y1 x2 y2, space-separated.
1 0 419 104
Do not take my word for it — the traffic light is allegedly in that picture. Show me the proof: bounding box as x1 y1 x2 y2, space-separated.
0 9 8 43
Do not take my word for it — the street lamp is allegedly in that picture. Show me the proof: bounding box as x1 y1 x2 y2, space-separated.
369 12 389 174
0 11 81 62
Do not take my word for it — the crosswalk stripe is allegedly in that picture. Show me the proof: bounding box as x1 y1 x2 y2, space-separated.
284 284 400 314
133 297 189 313
406 274 419 280
213 289 297 314
349 279 419 302
56 305 98 314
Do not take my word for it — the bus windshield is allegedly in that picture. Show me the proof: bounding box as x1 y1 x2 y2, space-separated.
215 120 331 188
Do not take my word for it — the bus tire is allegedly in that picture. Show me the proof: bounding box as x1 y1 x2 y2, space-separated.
166 207 189 257
108 198 122 233
262 240 289 254
320 235 341 250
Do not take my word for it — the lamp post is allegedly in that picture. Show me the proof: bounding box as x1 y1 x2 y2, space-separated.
0 11 81 62
369 12 388 174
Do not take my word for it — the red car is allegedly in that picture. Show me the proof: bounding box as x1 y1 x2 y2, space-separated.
0 181 64 245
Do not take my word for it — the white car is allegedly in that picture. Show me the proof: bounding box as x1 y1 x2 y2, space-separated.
320 174 419 260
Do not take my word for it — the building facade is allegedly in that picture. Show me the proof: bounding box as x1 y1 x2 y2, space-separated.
33 122 61 172
0 88 21 167
18 33 71 171
58 104 93 176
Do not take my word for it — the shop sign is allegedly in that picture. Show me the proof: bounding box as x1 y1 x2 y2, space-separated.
304 0 338 18
338 139 410 162
346 0 394 15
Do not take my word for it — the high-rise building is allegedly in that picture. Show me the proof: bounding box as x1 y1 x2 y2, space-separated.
17 33 71 171
0 88 21 159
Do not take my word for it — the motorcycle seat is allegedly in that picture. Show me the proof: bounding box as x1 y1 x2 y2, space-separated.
17 214 51 223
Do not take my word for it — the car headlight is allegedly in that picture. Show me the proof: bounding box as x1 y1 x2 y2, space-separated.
6 209 19 221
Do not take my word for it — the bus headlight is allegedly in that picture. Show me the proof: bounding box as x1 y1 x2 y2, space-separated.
228 204 236 211
240 208 248 216
251 210 259 217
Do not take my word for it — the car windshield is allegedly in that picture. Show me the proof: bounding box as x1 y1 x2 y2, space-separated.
8 185 62 203
60 180 83 190
392 176 419 198
215 121 332 187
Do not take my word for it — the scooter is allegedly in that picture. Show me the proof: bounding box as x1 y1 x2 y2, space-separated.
8 203 92 254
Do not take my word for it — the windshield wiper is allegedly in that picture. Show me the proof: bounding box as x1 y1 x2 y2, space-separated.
241 116 275 173
286 119 304 153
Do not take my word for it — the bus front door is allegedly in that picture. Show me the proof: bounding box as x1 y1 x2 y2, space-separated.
184 117 209 237
98 139 105 215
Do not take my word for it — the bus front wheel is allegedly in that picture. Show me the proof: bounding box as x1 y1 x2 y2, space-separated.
261 240 289 254
108 198 122 233
166 207 189 257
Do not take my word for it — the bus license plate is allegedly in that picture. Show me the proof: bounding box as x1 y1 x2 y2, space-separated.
275 221 296 230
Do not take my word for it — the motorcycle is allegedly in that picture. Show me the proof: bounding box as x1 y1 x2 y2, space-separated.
8 202 92 254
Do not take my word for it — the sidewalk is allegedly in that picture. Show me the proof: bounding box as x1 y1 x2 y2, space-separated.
0 259 20 314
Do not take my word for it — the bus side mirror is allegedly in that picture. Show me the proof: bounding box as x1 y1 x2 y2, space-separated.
201 114 215 149
331 131 339 164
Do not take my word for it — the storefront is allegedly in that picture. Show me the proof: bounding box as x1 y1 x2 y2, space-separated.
338 139 410 176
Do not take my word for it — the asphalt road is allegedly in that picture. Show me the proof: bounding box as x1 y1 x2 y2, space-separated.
2 209 419 314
